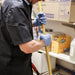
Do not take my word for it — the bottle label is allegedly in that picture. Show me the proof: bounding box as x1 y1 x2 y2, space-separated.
70 46 74 56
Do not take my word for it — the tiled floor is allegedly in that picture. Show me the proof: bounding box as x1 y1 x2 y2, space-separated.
33 69 72 75
33 72 49 75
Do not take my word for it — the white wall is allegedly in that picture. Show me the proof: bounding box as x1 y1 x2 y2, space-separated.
46 20 75 39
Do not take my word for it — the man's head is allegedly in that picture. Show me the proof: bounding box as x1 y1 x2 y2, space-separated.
29 0 45 4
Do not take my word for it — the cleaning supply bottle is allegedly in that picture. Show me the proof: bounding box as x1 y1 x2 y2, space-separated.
33 27 38 40
70 38 75 61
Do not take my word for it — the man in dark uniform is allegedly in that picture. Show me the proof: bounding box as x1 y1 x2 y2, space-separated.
0 0 51 75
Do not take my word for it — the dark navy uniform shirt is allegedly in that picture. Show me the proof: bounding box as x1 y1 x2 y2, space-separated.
0 0 33 75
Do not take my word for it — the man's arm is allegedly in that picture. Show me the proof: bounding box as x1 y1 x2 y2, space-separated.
19 40 45 54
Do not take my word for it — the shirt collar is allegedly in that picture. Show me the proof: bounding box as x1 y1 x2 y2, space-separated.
24 0 30 5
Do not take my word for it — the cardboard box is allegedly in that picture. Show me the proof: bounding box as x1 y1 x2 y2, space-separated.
33 0 75 23
51 34 71 53
41 45 51 51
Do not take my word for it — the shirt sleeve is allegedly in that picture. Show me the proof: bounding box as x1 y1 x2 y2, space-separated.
5 7 33 46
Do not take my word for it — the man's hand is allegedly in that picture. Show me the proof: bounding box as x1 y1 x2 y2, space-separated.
33 12 47 26
40 34 51 46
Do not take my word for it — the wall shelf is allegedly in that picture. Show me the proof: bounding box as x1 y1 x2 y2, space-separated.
38 50 75 65
62 22 75 29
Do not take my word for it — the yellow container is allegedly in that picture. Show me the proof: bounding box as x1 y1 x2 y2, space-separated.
51 34 71 54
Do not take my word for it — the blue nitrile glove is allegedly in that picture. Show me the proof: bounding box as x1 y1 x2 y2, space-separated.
33 12 47 26
40 34 51 46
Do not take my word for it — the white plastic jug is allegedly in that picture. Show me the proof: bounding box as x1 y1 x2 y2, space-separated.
70 38 75 61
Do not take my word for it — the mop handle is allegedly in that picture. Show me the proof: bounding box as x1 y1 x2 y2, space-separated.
38 1 52 75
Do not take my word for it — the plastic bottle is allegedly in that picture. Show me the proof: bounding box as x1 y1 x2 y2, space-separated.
70 38 75 61
33 27 38 40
